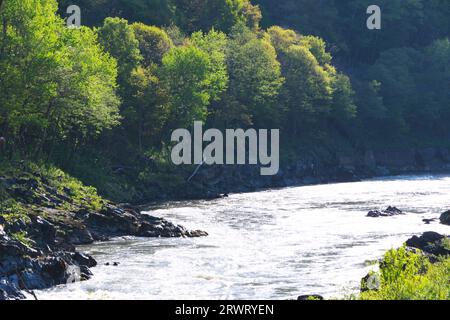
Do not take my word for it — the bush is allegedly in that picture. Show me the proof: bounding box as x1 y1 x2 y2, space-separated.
359 247 450 300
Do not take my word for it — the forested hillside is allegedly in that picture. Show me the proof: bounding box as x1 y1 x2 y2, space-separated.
1 0 449 202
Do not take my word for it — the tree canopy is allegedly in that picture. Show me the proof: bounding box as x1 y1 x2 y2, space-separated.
1 0 449 197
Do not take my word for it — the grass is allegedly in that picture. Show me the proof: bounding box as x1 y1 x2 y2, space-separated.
441 237 450 250
11 231 34 247
0 199 31 224
0 160 108 241
0 161 106 212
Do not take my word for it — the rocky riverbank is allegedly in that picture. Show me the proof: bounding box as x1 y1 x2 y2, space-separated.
0 163 207 300
298 230 450 301
161 146 450 202
358 231 450 299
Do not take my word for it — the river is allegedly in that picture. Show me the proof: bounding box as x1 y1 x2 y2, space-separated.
35 174 450 300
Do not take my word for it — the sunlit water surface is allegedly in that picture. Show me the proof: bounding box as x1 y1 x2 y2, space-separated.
35 174 450 300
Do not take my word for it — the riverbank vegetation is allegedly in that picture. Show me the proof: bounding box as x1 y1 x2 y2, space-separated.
1 0 450 202
357 246 450 300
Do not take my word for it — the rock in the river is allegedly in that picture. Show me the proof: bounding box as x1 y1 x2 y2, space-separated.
71 252 97 268
384 206 403 215
85 204 208 239
367 210 383 218
360 273 381 292
406 232 450 258
440 210 450 226
422 218 436 225
367 206 404 217
297 294 324 300
0 278 25 300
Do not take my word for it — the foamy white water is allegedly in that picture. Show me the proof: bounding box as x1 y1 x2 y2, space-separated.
35 174 450 300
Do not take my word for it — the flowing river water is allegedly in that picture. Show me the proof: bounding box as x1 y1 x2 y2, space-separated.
35 174 450 300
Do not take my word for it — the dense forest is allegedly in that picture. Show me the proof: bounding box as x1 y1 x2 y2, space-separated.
1 0 449 202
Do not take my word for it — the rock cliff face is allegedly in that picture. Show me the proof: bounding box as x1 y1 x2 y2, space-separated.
185 147 450 197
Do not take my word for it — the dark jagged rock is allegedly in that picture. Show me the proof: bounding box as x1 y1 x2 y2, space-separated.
422 218 437 225
0 231 93 298
406 232 444 248
384 206 403 215
360 272 381 292
367 210 383 218
297 294 324 300
84 204 208 239
71 252 97 268
0 278 25 300
0 170 208 300
406 232 450 258
367 206 404 217
440 210 450 226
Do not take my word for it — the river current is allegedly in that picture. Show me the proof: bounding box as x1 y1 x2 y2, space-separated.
35 174 450 299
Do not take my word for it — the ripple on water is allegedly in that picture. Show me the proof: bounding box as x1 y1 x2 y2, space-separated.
35 174 450 300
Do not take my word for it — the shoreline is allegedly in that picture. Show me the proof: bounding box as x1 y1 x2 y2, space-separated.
130 146 450 204
0 164 208 300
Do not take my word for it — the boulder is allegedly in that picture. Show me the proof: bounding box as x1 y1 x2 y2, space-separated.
422 218 436 225
367 210 382 218
384 206 403 215
361 273 380 292
367 206 404 217
297 294 324 301
71 252 97 268
440 210 450 226
0 278 25 300
406 232 450 257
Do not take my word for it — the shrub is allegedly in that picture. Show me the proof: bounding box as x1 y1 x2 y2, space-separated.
359 247 450 300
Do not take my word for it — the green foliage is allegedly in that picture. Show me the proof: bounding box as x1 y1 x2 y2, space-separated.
172 0 260 33
53 172 105 211
35 164 105 211
190 29 229 101
299 36 332 66
359 247 450 300
256 0 450 64
265 26 356 140
58 0 261 34
379 247 428 284
132 23 173 66
0 199 31 225
440 237 450 251
266 26 300 51
160 45 214 127
280 44 333 134
57 26 121 136
331 73 357 121
256 0 450 147
97 17 142 86
0 0 120 157
366 38 450 141
224 25 284 127
1 0 448 205
11 231 33 247
0 161 106 212
123 66 169 150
